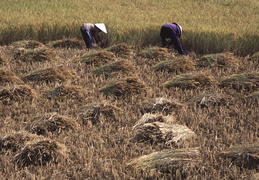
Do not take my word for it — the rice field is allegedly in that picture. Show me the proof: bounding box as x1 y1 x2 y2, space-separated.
0 0 258 55
0 39 258 179
0 0 258 179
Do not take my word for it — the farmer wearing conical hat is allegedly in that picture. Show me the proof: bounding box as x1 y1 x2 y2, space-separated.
80 23 107 50
160 22 185 55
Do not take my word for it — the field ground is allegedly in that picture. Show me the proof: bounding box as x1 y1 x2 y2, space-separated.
0 39 258 179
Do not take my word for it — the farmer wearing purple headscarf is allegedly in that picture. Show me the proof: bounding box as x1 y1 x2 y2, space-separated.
80 23 107 50
160 22 185 55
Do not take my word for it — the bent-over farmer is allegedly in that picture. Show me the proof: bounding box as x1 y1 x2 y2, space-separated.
160 22 185 55
80 23 107 50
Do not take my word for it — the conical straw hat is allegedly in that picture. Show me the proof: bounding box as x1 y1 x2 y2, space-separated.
178 24 182 35
94 23 107 33
173 22 182 37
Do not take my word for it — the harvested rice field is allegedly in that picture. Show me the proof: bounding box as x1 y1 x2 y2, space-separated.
0 39 258 179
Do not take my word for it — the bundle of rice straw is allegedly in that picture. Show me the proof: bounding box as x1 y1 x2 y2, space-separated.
23 65 78 83
219 72 259 91
133 122 196 146
153 55 195 73
127 147 201 174
11 40 45 49
105 43 135 58
19 47 56 62
47 38 85 49
218 143 259 169
193 93 233 108
79 50 116 66
93 59 135 78
78 103 120 125
99 77 146 97
44 85 83 100
0 85 38 105
196 52 240 67
0 55 6 65
26 113 79 136
141 97 183 115
0 69 23 85
0 131 43 153
133 113 176 129
139 47 168 59
12 139 67 167
164 71 215 89
248 51 259 62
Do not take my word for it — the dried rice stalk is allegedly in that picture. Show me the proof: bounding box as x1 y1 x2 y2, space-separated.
78 103 120 125
139 47 168 59
47 38 85 49
11 40 45 49
44 85 83 100
20 47 56 62
164 71 216 89
26 113 79 136
93 59 135 78
79 50 116 66
105 43 135 58
0 85 38 105
133 113 176 129
153 56 195 73
99 77 146 97
194 93 232 108
12 139 67 167
251 173 259 180
248 91 259 100
218 143 259 169
141 97 183 115
133 122 196 146
23 65 78 83
248 51 259 62
220 72 259 91
196 52 240 67
13 48 27 59
127 147 201 174
0 131 43 153
0 55 6 65
0 69 23 85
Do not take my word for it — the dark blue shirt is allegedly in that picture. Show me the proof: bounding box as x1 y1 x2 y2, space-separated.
160 23 185 55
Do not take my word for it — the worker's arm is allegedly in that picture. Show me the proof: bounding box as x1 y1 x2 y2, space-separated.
161 37 167 47
92 29 104 47
170 35 185 55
